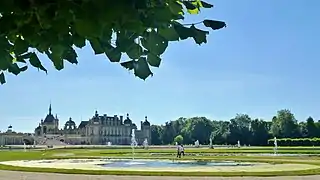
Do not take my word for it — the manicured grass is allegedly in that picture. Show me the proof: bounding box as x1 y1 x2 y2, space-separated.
0 164 320 177
1 147 320 176
40 146 320 155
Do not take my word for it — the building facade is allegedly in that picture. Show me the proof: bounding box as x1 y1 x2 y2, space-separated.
0 126 33 146
33 104 151 145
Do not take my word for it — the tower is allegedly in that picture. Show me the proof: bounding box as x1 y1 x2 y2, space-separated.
141 116 151 143
42 103 59 134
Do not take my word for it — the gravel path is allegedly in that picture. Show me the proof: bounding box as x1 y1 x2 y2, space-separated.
0 170 319 180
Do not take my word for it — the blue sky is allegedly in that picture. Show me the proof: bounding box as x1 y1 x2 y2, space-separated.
1 0 320 132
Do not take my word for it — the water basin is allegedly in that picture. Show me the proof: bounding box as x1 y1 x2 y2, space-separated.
1 158 319 173
98 159 253 168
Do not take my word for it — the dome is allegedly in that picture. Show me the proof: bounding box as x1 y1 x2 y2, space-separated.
142 116 150 126
66 117 75 125
44 114 55 123
92 110 100 122
143 121 150 126
124 113 132 124
124 118 132 124
132 123 137 129
64 117 76 129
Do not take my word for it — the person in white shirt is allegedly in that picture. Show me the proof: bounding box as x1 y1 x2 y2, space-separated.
181 145 185 157
176 144 182 158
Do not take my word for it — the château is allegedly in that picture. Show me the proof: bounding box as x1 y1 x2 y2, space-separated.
0 104 151 146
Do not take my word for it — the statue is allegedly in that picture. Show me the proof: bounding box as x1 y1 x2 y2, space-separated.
143 138 149 150
195 140 200 148
274 137 278 155
209 138 213 149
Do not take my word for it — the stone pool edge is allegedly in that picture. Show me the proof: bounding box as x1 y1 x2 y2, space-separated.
0 159 319 173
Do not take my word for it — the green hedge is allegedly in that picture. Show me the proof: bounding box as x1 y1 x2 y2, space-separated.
268 138 320 146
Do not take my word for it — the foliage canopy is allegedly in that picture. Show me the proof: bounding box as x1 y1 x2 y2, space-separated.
151 109 320 146
0 0 226 84
174 134 184 144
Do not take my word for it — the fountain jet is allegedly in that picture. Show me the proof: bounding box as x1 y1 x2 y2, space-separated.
131 129 138 160
274 137 278 155
23 142 26 152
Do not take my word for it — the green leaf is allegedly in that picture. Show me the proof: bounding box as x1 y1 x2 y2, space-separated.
122 20 145 34
8 63 21 75
183 1 197 10
200 1 214 8
168 1 184 15
153 7 175 22
158 26 180 41
73 34 86 48
203 20 226 30
14 38 29 55
74 20 101 38
134 57 153 80
188 1 200 14
89 39 104 54
187 8 200 15
147 53 161 67
0 36 11 50
49 55 64 71
0 72 5 84
51 19 69 34
126 43 142 59
29 53 47 73
105 44 121 62
101 26 113 41
115 32 133 52
121 58 153 80
63 48 78 64
0 51 12 70
190 25 209 45
173 23 194 40
141 31 168 55
55 4 75 22
16 52 32 63
121 60 135 70
16 56 26 63
0 1 14 13
8 64 27 75
49 45 65 70
20 66 28 72
134 0 148 9
51 44 65 57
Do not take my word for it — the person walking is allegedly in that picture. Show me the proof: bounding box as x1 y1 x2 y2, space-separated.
176 144 182 158
181 144 185 157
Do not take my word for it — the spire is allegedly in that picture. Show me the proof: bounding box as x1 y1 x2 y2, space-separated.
145 116 148 121
49 103 52 115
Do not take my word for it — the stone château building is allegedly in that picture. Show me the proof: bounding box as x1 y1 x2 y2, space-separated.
0 104 151 146
0 125 31 145
34 104 151 145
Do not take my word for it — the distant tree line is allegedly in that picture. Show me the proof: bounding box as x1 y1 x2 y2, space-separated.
150 109 320 146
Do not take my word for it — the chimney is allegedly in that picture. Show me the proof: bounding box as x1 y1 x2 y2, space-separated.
114 115 118 125
120 116 123 124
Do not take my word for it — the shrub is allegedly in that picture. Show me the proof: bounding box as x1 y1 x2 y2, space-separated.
268 138 320 146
